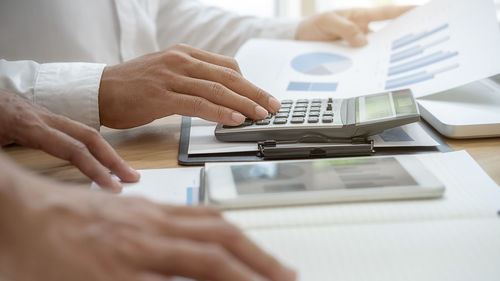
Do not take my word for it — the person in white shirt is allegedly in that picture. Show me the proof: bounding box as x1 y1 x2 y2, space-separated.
0 0 411 189
0 2 412 280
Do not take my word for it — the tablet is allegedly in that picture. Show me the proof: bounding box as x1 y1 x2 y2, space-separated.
204 155 444 209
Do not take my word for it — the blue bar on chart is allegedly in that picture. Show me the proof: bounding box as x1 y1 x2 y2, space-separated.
392 23 449 51
385 63 460 90
390 36 451 64
186 187 194 205
385 72 435 90
287 81 338 92
388 51 459 76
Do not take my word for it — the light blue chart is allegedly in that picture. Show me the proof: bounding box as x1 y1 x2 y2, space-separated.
291 52 353 76
385 23 460 90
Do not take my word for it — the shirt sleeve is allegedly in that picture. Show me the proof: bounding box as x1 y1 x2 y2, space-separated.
155 0 300 57
0 59 105 130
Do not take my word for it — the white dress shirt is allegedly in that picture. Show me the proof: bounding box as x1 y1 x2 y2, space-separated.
0 0 298 129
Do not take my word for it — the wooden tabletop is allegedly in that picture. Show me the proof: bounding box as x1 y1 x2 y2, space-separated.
4 115 500 185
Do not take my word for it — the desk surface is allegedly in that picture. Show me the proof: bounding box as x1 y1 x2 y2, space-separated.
4 115 500 185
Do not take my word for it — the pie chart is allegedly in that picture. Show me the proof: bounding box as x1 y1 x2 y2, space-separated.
291 52 353 76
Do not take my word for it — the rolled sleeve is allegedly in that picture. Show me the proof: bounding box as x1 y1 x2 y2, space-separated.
34 63 105 130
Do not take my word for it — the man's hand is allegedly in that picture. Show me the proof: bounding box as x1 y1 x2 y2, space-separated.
0 155 296 281
99 44 282 129
0 89 139 192
296 6 415 47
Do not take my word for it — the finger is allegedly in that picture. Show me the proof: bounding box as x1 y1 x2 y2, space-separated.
323 12 367 47
46 114 140 183
185 59 282 114
171 76 269 120
153 92 246 126
18 124 122 192
179 44 242 74
163 205 222 217
142 237 269 281
159 218 296 281
138 272 172 281
356 5 415 22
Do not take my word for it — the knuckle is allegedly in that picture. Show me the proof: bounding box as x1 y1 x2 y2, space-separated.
191 97 205 114
163 50 190 64
218 222 244 246
215 107 226 122
221 68 241 84
68 142 90 161
228 58 240 70
254 88 268 102
209 82 226 101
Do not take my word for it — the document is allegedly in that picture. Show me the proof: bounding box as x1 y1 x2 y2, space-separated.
236 0 500 100
187 118 439 155
92 167 202 205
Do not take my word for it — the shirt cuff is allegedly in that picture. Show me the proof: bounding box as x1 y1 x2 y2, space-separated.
34 63 106 130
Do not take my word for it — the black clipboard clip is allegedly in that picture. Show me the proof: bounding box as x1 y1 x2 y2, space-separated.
257 137 375 160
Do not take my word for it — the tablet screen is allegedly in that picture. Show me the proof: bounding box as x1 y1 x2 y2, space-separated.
231 157 417 195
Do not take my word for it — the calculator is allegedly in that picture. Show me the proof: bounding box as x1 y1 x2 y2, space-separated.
215 89 420 142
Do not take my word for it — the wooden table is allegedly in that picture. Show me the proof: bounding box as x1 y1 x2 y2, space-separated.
4 115 500 185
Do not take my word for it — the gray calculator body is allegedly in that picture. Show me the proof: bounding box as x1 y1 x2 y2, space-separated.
215 89 420 142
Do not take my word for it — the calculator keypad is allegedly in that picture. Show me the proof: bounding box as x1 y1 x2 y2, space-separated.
222 98 341 129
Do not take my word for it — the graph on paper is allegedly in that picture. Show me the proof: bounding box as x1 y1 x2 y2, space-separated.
291 52 352 76
385 23 460 90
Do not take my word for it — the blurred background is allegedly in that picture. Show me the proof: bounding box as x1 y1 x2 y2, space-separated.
202 0 500 20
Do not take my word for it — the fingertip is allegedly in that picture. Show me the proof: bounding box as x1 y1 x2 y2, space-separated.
254 105 269 120
268 97 282 113
231 112 246 125
352 33 368 47
127 167 141 182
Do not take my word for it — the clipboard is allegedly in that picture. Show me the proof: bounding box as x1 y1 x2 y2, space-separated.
178 117 453 166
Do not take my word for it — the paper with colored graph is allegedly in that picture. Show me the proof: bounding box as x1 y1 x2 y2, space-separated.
236 0 500 99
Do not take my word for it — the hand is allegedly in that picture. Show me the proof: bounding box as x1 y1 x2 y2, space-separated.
0 156 296 281
296 6 415 47
0 89 139 192
99 44 282 129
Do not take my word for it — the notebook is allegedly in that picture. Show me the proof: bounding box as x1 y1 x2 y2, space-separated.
222 151 500 281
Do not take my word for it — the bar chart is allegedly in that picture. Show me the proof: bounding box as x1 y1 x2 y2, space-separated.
385 23 460 90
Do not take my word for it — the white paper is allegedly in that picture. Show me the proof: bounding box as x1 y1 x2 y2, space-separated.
223 151 500 229
236 0 500 99
187 118 438 155
248 218 500 281
92 168 202 205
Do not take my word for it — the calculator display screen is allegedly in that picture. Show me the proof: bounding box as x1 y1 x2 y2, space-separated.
230 157 417 195
356 91 417 123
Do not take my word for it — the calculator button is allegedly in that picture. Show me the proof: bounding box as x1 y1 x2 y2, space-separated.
256 119 271 125
294 105 307 109
297 99 309 104
308 117 319 123
309 111 320 117
278 108 290 113
281 103 292 108
281 100 293 104
322 116 334 123
326 104 333 111
328 98 333 103
242 119 253 126
273 118 288 124
312 99 322 103
293 108 306 113
291 117 305 123
323 111 334 116
292 112 306 117
310 106 321 112
275 112 289 118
